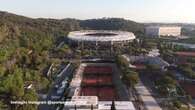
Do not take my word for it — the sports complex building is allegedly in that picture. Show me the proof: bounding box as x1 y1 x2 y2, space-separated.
67 30 136 50
64 62 135 110
145 26 181 38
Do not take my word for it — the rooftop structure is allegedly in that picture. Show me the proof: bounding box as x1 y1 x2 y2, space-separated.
67 30 136 56
145 26 181 38
123 54 169 70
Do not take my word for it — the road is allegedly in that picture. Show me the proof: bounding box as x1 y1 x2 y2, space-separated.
38 63 74 110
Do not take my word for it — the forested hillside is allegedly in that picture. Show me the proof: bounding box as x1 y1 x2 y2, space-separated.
80 18 144 35
0 11 144 110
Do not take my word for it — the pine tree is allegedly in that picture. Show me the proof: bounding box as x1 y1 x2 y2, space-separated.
111 100 116 110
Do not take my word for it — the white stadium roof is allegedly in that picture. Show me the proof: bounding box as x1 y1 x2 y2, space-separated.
68 30 136 42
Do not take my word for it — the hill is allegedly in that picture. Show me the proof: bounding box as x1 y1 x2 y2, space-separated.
0 11 144 42
80 18 144 35
0 11 144 109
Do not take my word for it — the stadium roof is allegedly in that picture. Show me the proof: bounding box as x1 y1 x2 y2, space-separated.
68 30 136 42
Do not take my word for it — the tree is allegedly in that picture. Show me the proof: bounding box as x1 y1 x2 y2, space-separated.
38 77 50 91
122 70 139 87
111 100 116 110
10 68 24 98
0 67 24 99
0 100 8 110
155 75 176 96
116 55 129 70
21 89 38 110
173 100 181 109
0 48 8 62
0 65 6 77
56 44 72 58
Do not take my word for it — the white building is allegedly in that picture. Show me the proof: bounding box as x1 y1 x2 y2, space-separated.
145 26 181 37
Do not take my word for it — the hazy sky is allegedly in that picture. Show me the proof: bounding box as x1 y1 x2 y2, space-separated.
0 0 195 23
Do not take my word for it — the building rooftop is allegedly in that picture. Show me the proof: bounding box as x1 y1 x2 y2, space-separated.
68 30 136 42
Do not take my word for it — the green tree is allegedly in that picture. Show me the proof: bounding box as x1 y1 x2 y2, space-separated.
155 76 176 96
116 55 129 70
10 68 24 98
122 70 139 87
173 100 181 109
21 89 38 110
38 77 50 91
0 65 6 77
0 67 24 99
0 48 8 62
0 100 8 110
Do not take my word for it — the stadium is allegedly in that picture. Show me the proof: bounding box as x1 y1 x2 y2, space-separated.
67 30 136 49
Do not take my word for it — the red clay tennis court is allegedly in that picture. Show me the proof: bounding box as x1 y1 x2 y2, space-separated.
99 87 118 101
82 76 112 86
80 86 118 101
180 83 195 98
175 52 195 57
80 87 98 96
83 66 112 74
80 66 118 101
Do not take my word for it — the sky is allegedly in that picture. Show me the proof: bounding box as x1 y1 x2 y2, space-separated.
0 0 195 23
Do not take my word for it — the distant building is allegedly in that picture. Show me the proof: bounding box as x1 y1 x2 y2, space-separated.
145 26 181 38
